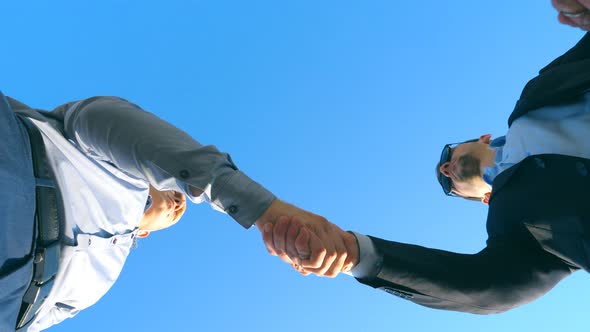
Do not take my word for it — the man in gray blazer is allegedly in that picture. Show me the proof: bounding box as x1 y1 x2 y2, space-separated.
1 94 353 331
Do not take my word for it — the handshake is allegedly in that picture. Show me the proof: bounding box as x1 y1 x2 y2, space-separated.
255 200 359 277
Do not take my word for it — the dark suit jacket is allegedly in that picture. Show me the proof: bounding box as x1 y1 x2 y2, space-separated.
357 33 590 314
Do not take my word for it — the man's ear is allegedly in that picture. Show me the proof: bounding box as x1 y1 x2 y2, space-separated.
137 230 150 238
479 134 492 144
481 192 491 205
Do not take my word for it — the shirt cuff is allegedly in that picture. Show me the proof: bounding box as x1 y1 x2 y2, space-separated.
349 232 383 279
211 170 277 229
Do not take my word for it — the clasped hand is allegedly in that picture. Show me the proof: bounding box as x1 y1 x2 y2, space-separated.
256 200 359 277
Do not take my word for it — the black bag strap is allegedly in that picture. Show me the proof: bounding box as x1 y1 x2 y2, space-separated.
15 115 62 330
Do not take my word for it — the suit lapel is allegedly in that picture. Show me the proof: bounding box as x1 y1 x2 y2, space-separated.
508 33 590 127
489 162 521 202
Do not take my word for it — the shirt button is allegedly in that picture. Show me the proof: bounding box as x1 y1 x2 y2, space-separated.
533 157 545 169
179 170 190 179
112 238 118 245
228 205 239 214
576 161 588 176
55 302 76 311
34 252 44 264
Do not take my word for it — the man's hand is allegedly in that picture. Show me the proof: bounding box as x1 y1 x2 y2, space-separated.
256 200 359 277
552 0 590 30
264 217 360 277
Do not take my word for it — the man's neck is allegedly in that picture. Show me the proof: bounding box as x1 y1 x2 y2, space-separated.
481 147 497 169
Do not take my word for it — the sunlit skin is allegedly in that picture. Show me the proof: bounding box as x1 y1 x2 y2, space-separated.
264 134 499 276
438 134 496 200
553 0 590 31
137 185 187 238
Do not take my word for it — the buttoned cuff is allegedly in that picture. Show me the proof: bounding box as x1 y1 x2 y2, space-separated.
349 232 383 279
211 170 277 229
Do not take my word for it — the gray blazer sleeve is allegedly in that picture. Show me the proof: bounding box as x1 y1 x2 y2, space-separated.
50 96 275 228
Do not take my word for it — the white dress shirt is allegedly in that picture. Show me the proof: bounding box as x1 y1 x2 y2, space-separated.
485 91 590 181
21 97 276 331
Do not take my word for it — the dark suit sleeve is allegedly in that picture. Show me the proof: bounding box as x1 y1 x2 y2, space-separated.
539 32 590 73
355 236 572 314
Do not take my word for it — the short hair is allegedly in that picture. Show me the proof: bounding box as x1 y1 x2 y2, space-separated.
435 138 483 202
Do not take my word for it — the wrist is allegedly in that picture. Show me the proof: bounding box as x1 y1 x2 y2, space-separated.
255 199 281 230
343 231 360 270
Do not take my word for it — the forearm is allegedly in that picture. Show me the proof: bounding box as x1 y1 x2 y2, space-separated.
57 96 275 228
353 236 572 314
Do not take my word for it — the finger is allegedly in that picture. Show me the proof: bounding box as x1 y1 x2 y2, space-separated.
261 223 277 256
300 228 327 270
294 227 311 261
292 263 311 276
285 218 304 264
309 227 345 277
311 236 338 277
341 261 354 273
299 269 312 276
272 216 290 256
323 235 348 278
261 223 295 265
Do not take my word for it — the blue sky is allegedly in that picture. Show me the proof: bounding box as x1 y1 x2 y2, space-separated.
2 1 587 331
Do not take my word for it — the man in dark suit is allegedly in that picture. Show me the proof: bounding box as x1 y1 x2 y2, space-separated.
260 1 590 314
